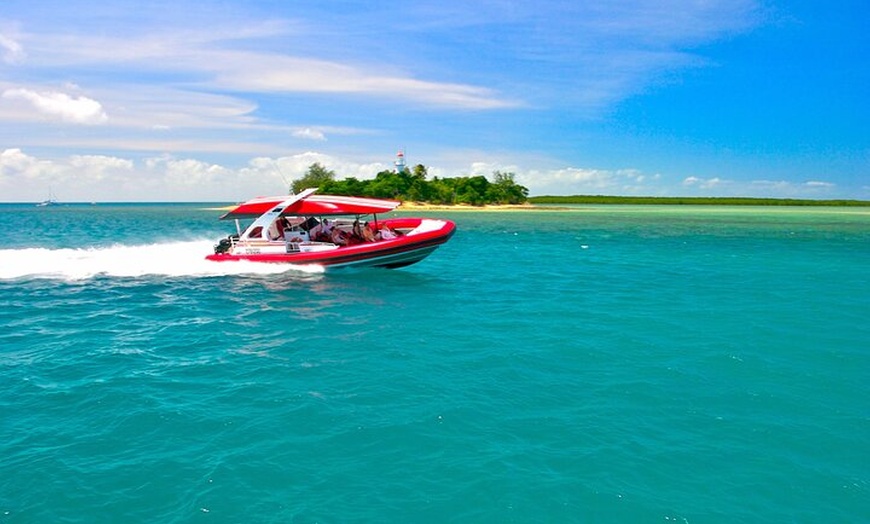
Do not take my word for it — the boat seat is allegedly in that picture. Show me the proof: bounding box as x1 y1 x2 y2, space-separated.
284 229 310 242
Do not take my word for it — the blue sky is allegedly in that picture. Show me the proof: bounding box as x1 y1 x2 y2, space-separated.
0 0 867 201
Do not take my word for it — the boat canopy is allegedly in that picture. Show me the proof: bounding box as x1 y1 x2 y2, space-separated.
219 193 401 220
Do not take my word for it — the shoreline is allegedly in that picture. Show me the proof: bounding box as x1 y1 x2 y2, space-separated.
12 200 868 212
398 202 545 211
396 202 870 213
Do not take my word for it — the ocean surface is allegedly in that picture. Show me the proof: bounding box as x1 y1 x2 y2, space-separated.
1 203 868 523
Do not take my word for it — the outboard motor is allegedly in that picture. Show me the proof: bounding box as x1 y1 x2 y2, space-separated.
214 234 239 254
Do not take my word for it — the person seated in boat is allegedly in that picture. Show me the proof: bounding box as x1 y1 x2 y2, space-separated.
361 221 376 242
347 219 365 245
330 226 348 246
377 225 397 240
311 219 333 242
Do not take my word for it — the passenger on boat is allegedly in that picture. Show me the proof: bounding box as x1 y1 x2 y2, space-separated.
347 219 366 245
311 219 333 242
378 225 397 240
361 222 376 242
330 227 348 246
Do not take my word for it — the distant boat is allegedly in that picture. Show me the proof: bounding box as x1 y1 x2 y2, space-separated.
36 188 60 207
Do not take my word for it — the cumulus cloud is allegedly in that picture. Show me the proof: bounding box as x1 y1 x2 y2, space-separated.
0 148 64 184
0 148 138 191
553 168 620 187
431 157 662 196
523 167 652 195
146 156 231 187
69 154 134 183
2 88 108 124
70 154 133 170
0 148 35 173
243 152 390 184
0 147 856 202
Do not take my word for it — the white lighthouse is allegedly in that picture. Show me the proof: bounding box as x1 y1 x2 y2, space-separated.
395 150 407 173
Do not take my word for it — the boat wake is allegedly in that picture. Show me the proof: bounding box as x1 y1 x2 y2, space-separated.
0 240 325 281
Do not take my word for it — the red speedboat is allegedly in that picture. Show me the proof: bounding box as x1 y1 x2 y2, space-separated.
206 188 456 269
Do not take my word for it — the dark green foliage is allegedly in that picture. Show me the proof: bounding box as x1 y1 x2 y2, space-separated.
488 170 529 204
291 163 335 194
527 195 870 206
296 164 530 205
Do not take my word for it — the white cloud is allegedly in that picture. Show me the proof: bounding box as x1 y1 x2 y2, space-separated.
0 148 59 182
69 155 134 183
0 148 140 195
0 82 277 137
0 148 34 172
0 148 68 187
0 33 25 64
0 148 855 202
18 25 519 111
292 128 326 141
523 167 652 195
747 178 838 197
683 176 725 190
466 160 520 178
203 53 520 110
243 153 390 185
0 1 761 142
680 175 841 197
70 154 133 171
430 156 660 196
2 88 108 124
145 156 231 188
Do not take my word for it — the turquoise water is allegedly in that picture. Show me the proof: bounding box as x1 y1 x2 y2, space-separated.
1 204 868 523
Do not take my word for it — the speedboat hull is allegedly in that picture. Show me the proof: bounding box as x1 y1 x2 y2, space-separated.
206 217 455 269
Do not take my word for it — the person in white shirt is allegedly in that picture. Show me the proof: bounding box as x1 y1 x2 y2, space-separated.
311 219 333 241
330 226 347 245
378 225 397 240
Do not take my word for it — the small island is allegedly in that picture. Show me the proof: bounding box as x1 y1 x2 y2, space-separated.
294 162 869 207
294 162 529 206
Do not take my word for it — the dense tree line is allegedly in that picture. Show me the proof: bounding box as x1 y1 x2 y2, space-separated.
292 163 529 205
528 195 870 206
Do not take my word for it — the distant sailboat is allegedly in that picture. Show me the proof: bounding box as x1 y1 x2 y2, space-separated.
36 187 59 207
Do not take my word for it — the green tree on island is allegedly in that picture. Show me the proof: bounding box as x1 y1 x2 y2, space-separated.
299 163 530 206
489 170 529 204
291 162 335 194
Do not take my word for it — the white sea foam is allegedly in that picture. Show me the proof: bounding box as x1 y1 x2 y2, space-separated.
0 240 324 280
